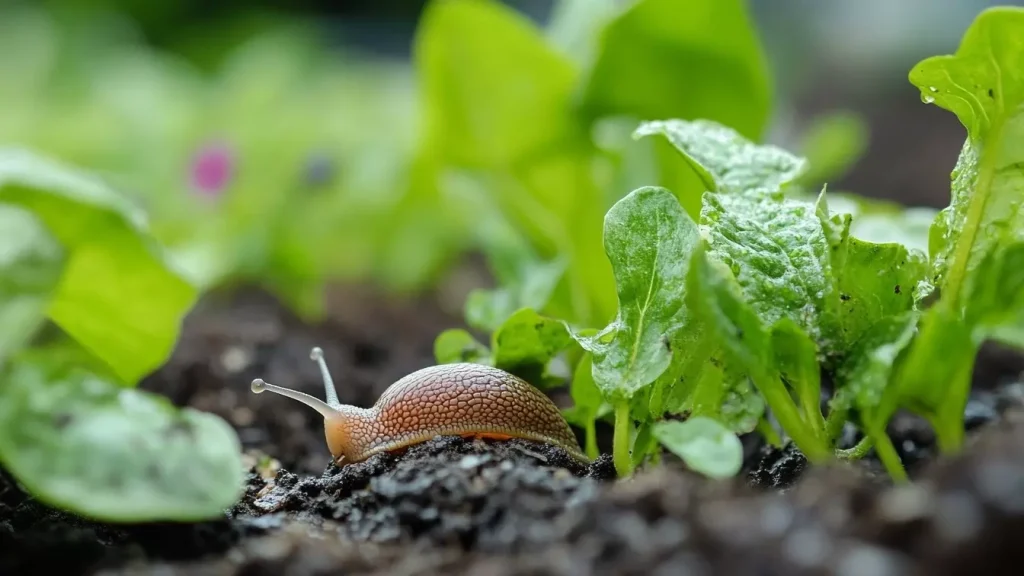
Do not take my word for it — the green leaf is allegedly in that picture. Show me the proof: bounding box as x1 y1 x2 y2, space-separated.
885 307 976 452
416 0 578 167
491 308 573 385
832 311 920 419
701 192 837 343
0 150 198 384
653 416 743 479
687 249 772 382
825 192 937 256
795 111 869 187
434 329 491 365
909 7 1024 314
583 0 771 141
0 205 65 363
465 257 566 333
563 351 606 424
579 186 700 400
0 352 245 522
771 318 825 432
965 241 1024 346
633 119 807 196
816 194 930 349
719 368 765 434
687 247 830 461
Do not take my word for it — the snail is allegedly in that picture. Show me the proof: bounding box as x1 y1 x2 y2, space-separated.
250 347 589 464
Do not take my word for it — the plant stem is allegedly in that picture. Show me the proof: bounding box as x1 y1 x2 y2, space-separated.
836 436 873 460
612 400 634 477
824 407 848 443
871 430 908 482
584 420 598 460
755 372 830 462
756 417 782 448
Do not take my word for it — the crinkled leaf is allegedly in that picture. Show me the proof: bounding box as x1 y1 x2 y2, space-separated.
0 352 245 522
492 308 572 386
634 119 806 196
583 0 771 141
0 205 64 363
0 150 197 384
653 416 743 479
579 186 700 400
434 329 491 365
702 192 837 344
687 248 829 460
816 194 930 347
909 7 1024 314
416 0 577 167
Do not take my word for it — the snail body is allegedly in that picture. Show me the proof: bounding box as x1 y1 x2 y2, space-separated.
251 348 588 464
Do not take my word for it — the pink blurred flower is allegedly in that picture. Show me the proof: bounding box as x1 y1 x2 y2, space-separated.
190 142 235 197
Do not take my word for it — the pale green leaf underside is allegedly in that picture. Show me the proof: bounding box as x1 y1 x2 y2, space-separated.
653 416 743 479
0 356 245 522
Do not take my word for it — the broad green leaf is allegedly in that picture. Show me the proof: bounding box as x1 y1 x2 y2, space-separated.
771 318 824 431
0 352 245 522
579 186 700 400
492 308 573 385
583 0 771 141
653 416 743 479
832 311 920 418
434 329 491 365
416 0 578 167
634 119 807 196
884 307 976 452
0 205 64 363
0 150 197 384
909 7 1024 313
701 192 837 343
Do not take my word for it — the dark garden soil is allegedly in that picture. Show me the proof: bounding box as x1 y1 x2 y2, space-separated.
3 285 1024 576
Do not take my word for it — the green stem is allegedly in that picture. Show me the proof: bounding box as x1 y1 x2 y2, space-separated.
584 420 598 460
871 430 908 483
824 407 848 444
755 372 830 462
756 417 782 448
612 400 634 477
836 436 873 460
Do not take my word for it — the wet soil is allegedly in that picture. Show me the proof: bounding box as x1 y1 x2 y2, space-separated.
3 286 1024 576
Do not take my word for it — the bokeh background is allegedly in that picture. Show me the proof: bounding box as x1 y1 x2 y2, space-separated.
3 0 1021 317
